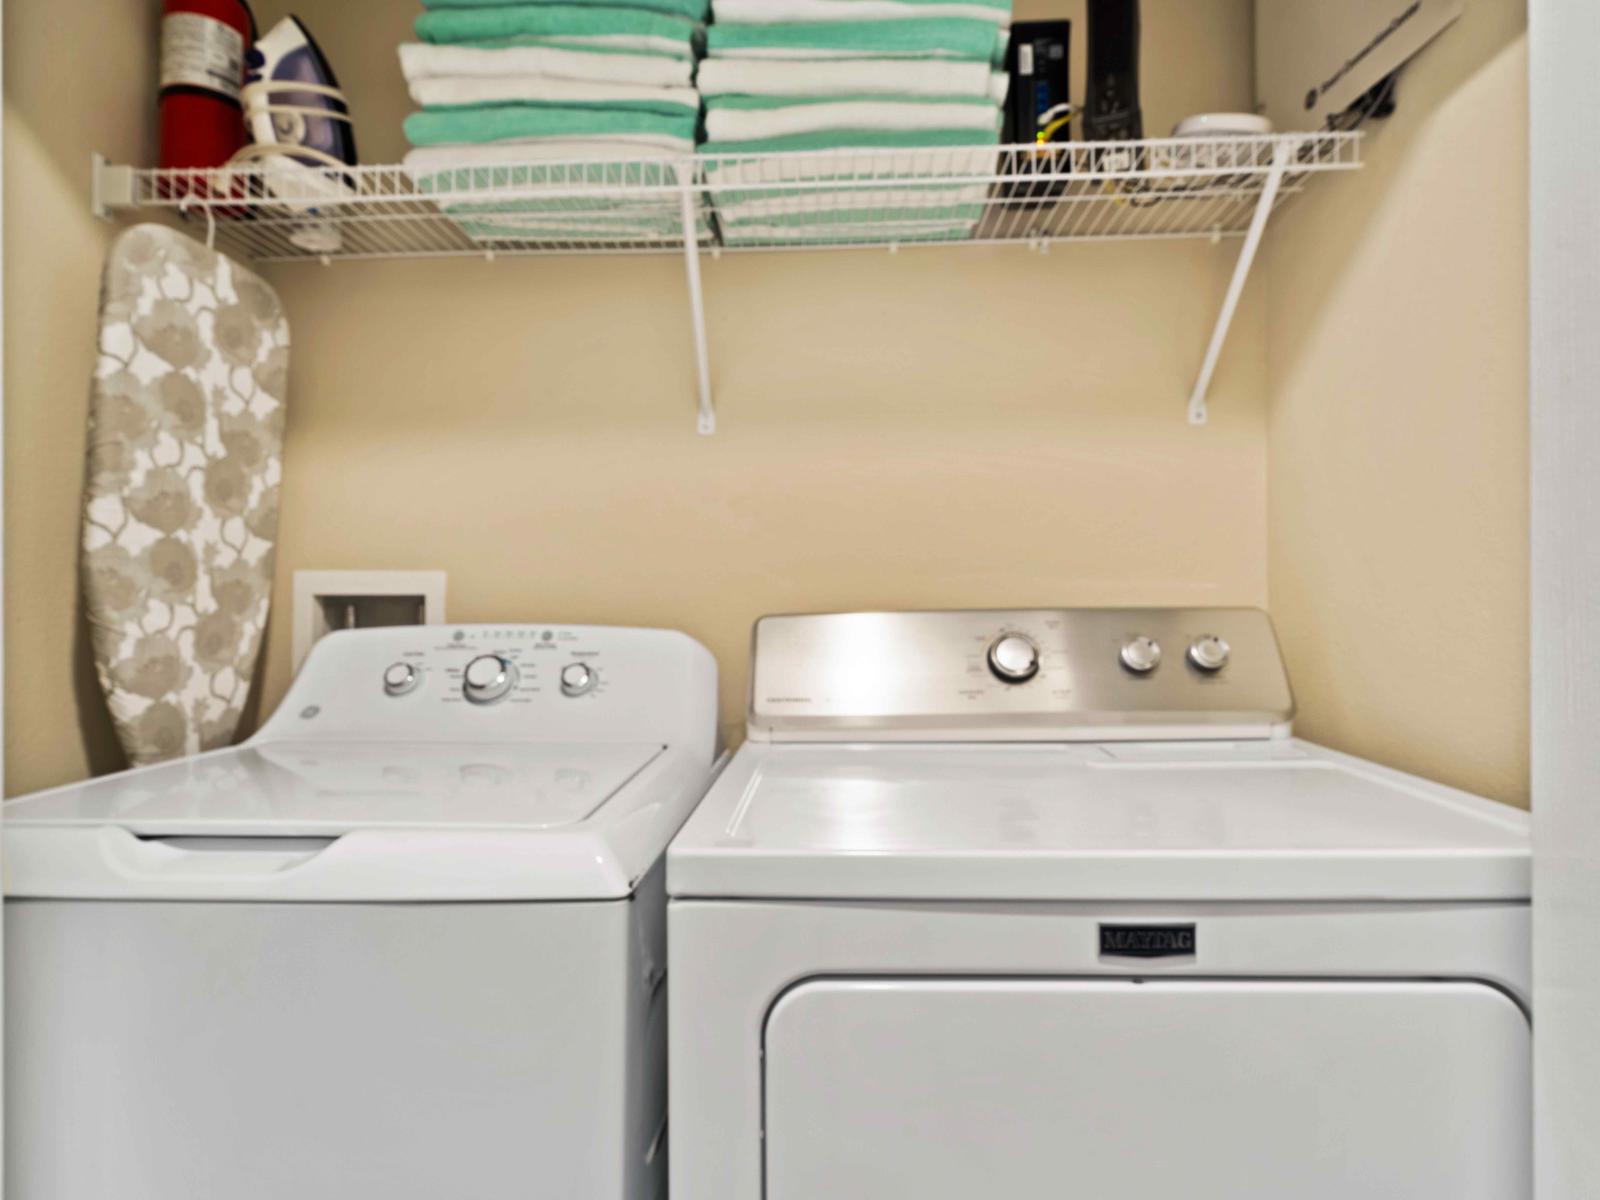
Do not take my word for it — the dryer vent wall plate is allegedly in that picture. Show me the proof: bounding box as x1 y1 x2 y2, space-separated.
292 569 446 669
1255 0 1465 131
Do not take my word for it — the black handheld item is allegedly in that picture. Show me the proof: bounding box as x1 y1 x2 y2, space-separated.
1083 0 1142 143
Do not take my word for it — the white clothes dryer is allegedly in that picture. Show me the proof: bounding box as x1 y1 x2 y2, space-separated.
5 624 718 1200
667 608 1530 1200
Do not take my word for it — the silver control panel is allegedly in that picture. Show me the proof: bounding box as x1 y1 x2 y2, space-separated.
747 608 1295 742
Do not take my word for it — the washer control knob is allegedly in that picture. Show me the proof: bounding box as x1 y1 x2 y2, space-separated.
1119 636 1163 675
383 662 421 697
987 634 1041 683
1188 635 1231 673
462 655 518 705
560 662 598 697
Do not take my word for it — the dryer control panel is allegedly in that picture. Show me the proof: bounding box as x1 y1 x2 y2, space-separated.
748 608 1294 742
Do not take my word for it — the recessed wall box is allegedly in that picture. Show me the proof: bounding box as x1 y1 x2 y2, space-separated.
292 570 447 669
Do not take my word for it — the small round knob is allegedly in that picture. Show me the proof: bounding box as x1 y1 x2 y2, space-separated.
988 634 1040 683
1188 635 1231 673
462 654 518 705
560 662 598 697
383 662 421 697
1119 636 1163 674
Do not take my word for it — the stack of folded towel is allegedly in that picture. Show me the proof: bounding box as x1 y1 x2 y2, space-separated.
398 0 709 245
697 0 1012 246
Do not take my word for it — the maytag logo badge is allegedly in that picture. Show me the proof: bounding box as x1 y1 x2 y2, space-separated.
1099 924 1197 959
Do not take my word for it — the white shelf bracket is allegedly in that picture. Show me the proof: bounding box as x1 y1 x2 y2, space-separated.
91 153 135 221
1187 138 1298 426
680 185 715 435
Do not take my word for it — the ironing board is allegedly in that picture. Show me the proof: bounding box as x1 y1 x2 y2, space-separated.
82 224 289 766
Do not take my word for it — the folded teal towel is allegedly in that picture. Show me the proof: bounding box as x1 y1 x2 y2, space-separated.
417 6 701 49
452 35 698 60
424 0 710 19
428 93 699 118
700 127 999 155
406 105 699 147
707 18 1000 63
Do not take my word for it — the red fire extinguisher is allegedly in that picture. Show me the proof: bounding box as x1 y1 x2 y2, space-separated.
159 0 257 173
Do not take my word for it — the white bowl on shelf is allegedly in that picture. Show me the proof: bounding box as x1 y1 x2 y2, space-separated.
1158 113 1276 174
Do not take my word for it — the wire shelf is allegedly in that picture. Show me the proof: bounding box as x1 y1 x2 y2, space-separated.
94 133 1360 263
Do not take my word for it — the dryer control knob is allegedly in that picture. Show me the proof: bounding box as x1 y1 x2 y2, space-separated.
463 655 518 705
987 634 1041 683
383 662 421 697
1188 635 1231 673
1119 636 1163 675
560 662 598 697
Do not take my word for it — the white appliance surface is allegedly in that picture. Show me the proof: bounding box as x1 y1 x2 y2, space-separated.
765 979 1529 1200
670 739 1530 901
5 740 664 833
6 623 718 1200
666 608 1531 1200
6 623 718 901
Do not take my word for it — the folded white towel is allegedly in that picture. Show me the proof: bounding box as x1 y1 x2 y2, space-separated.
697 57 993 98
711 0 1009 26
706 101 999 141
399 42 694 88
409 75 701 112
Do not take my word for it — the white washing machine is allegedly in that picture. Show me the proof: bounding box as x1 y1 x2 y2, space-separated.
668 608 1531 1200
5 624 718 1200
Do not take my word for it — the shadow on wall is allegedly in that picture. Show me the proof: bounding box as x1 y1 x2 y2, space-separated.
1263 0 1531 807
71 613 127 777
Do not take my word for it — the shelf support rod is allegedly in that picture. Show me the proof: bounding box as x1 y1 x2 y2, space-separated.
679 184 715 435
1187 138 1297 426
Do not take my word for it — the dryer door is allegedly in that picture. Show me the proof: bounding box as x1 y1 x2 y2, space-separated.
764 978 1529 1199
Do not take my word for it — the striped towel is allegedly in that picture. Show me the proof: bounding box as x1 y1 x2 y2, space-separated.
399 42 696 87
416 5 704 60
706 18 1004 64
423 0 710 19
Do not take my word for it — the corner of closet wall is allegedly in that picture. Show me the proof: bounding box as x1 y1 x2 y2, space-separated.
244 0 1272 746
1 0 163 795
1263 0 1530 806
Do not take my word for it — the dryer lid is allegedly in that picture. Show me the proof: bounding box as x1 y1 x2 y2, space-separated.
3 741 698 902
666 740 1531 902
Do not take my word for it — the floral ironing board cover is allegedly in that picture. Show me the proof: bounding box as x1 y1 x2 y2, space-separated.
82 225 288 766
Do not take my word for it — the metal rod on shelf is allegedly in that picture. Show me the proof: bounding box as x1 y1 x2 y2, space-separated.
679 183 716 436
1187 138 1297 426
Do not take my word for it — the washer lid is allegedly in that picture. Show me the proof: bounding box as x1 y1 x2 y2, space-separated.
4 740 705 902
667 740 1531 902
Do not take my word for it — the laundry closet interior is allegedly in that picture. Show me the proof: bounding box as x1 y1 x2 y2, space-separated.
4 0 1528 807
0 1 1555 1198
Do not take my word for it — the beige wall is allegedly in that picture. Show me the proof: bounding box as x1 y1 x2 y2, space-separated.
2 0 160 794
243 0 1266 752
1264 0 1530 807
4 0 1529 803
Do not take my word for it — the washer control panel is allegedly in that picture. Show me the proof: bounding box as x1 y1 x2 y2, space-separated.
749 608 1295 742
252 625 718 761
